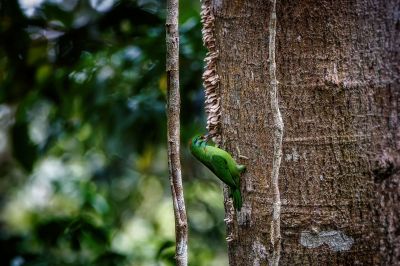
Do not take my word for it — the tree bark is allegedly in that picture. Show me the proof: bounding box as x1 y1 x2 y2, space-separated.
202 0 400 265
166 0 188 265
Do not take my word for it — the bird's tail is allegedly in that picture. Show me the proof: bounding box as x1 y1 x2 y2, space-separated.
232 188 242 211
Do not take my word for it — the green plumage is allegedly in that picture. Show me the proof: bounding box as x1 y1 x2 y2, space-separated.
189 135 246 211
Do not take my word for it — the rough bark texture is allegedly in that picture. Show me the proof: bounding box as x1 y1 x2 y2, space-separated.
207 0 400 265
201 0 222 144
166 0 188 265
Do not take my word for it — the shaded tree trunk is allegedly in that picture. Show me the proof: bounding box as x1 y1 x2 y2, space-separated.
201 0 399 264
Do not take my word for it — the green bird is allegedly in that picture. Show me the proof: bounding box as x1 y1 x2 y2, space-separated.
189 135 245 211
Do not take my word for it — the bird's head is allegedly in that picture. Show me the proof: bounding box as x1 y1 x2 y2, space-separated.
189 135 207 149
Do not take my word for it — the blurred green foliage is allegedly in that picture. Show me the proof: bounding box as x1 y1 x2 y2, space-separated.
0 0 228 265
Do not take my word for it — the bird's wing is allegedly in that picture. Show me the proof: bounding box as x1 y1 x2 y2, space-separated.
211 155 238 188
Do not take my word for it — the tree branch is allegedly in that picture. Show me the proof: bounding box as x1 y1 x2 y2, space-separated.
166 0 188 265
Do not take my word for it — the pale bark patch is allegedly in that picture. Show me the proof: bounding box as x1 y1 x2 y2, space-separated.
252 240 267 266
300 230 354 252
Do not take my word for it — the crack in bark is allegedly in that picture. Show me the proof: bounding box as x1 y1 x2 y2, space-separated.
268 0 283 265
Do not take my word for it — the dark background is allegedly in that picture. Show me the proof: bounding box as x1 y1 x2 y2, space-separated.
0 0 227 265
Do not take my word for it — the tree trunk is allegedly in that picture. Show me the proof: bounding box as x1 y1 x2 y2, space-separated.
201 0 400 264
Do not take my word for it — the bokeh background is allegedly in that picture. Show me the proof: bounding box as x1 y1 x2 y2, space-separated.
0 0 228 265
